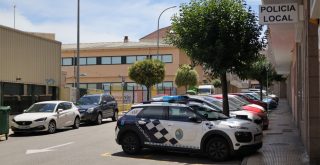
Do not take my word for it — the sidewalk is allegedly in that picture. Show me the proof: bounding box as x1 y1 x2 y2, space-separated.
242 99 310 165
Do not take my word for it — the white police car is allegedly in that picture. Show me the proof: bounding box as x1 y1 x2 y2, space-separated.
115 102 263 161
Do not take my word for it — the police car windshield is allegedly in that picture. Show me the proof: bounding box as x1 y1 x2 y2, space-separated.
77 96 100 105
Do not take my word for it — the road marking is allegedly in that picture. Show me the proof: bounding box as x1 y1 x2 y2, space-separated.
26 142 74 155
101 152 111 157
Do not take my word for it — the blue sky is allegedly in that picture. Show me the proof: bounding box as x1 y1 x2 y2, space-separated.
0 0 261 44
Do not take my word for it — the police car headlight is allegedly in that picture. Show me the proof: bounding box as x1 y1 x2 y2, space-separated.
229 126 249 130
87 108 94 113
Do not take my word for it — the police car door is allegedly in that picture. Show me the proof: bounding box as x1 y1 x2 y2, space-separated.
163 106 204 150
135 106 171 146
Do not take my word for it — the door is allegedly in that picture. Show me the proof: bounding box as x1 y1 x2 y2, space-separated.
162 106 204 149
135 106 169 145
100 95 110 118
56 103 68 128
62 102 75 126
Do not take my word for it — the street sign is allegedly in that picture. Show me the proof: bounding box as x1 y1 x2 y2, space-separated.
259 3 298 25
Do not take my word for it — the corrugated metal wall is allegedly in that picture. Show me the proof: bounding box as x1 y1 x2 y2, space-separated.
0 25 61 87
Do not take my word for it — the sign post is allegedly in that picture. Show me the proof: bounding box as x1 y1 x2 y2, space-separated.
259 3 298 25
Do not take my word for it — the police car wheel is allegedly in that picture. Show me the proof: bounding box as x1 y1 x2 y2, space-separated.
206 137 229 161
121 133 141 155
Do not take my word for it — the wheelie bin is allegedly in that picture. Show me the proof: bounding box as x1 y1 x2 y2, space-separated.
0 106 11 140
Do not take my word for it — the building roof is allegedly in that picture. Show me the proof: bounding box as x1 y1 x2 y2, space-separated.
139 26 171 42
62 41 173 51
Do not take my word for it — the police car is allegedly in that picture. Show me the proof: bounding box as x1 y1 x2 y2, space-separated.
115 102 263 161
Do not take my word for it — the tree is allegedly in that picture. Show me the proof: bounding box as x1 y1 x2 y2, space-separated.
167 0 263 116
128 59 165 101
246 55 286 100
175 64 198 92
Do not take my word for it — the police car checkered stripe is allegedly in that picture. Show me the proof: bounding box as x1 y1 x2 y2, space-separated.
142 119 179 145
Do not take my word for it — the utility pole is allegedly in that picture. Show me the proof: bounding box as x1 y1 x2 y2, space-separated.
13 3 16 29
76 0 80 99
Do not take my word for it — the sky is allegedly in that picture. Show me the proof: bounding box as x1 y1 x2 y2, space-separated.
0 0 261 44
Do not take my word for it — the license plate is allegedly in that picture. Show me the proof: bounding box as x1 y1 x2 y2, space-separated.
255 134 263 142
19 125 30 129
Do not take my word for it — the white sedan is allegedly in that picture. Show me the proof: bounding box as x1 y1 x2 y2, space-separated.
11 101 81 134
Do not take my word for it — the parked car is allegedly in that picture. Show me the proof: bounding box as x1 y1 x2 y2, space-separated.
211 95 269 130
232 93 268 110
11 101 80 134
153 95 263 128
116 101 262 161
77 94 118 124
244 92 278 109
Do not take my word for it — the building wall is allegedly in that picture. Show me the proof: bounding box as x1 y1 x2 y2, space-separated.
62 48 184 83
0 25 61 87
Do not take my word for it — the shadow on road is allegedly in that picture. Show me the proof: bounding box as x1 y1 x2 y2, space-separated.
112 149 242 164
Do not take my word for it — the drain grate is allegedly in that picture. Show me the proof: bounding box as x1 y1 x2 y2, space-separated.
283 129 293 132
269 143 289 146
266 132 283 135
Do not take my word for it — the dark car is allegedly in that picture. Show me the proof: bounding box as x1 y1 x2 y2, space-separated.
77 94 118 124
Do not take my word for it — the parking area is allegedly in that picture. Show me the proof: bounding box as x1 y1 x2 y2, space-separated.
0 119 242 165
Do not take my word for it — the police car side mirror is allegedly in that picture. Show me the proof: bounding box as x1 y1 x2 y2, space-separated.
189 116 202 123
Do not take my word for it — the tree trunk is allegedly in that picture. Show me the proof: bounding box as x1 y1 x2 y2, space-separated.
147 86 150 101
259 81 263 101
220 72 229 116
185 85 188 94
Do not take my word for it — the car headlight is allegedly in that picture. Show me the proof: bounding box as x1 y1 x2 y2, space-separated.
34 117 47 122
87 108 94 113
228 125 249 130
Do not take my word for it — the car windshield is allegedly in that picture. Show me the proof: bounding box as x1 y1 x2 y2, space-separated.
233 95 250 105
229 97 245 106
25 103 56 113
198 88 211 94
77 96 100 105
201 97 223 111
190 105 229 120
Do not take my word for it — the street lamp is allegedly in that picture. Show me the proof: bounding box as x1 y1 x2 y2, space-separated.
76 0 80 99
157 6 176 56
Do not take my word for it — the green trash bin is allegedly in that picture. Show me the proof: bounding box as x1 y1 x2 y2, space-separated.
0 106 10 140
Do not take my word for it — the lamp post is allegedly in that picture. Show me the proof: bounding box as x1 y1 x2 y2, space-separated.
76 0 80 99
157 6 176 56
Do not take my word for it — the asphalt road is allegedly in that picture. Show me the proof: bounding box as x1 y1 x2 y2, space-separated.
0 119 242 165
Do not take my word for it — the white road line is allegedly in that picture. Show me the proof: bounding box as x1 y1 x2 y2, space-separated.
26 142 74 155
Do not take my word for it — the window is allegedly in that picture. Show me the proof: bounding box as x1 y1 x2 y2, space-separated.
138 106 166 120
111 83 122 90
126 56 136 64
101 57 111 64
87 57 97 65
103 83 111 91
79 84 87 89
63 102 72 110
126 82 136 90
163 82 173 88
79 58 87 65
112 57 121 64
137 56 147 61
87 83 97 89
62 58 72 66
162 55 173 63
169 107 197 122
152 55 161 61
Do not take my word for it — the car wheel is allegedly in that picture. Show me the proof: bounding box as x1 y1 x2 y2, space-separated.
47 121 56 134
112 110 118 121
121 133 141 155
73 117 80 129
206 137 230 161
96 113 102 125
